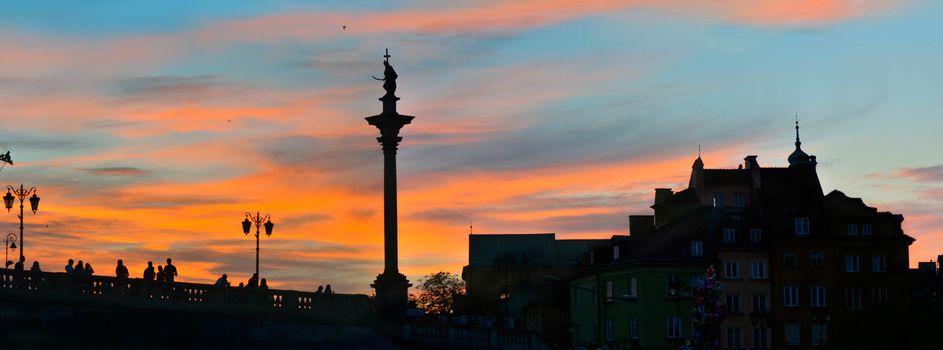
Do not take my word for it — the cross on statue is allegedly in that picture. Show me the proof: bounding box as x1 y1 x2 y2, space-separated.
384 48 391 62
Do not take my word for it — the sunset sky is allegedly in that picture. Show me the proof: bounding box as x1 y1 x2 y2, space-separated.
1 1 941 293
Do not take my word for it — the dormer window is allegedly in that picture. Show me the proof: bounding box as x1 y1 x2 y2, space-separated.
733 192 745 207
847 224 858 235
713 192 725 208
862 224 873 235
613 246 620 260
795 217 810 235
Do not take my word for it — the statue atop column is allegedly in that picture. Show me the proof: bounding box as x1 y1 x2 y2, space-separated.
372 48 397 99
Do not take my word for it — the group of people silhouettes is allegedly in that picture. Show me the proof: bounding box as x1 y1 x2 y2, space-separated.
5 256 43 289
141 258 178 284
215 272 269 289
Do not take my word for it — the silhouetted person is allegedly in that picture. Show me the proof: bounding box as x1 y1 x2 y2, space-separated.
247 273 259 288
238 282 244 288
84 262 94 277
259 278 268 290
156 265 164 283
65 259 74 275
74 260 84 276
143 261 155 281
13 256 25 288
115 259 129 279
73 260 85 292
30 261 42 289
314 285 323 295
164 258 177 284
215 274 230 287
324 284 333 295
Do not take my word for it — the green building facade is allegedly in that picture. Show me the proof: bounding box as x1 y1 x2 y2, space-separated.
570 261 709 349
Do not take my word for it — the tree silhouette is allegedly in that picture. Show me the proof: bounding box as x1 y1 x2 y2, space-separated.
415 271 465 317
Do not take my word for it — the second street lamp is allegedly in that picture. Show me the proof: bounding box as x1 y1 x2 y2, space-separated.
242 212 274 279
5 184 40 261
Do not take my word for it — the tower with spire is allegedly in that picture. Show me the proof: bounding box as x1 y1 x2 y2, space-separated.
788 116 816 167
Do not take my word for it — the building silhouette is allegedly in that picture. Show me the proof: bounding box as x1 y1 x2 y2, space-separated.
463 124 917 349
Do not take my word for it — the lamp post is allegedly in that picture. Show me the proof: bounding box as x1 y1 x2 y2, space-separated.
241 212 274 278
4 233 16 268
4 184 40 261
750 307 773 349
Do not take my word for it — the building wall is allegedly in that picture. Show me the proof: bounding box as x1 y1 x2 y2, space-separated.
571 265 707 350
719 250 772 349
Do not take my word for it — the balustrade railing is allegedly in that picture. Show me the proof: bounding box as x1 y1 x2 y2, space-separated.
0 268 371 321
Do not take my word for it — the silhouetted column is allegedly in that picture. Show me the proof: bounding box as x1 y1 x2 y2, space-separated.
366 50 413 322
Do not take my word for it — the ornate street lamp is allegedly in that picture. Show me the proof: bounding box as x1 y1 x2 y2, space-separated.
242 212 274 278
5 184 39 261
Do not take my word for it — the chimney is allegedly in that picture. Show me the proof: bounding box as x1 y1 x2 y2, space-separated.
744 155 759 170
654 188 673 205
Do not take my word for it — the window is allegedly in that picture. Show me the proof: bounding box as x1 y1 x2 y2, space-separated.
845 255 860 272
750 228 762 243
862 224 873 235
751 260 768 279
847 224 858 235
592 287 598 304
753 327 768 349
784 253 798 268
784 286 799 307
810 286 827 307
726 294 741 314
811 323 828 346
667 316 681 339
795 217 810 235
606 319 613 341
872 255 886 272
726 327 742 348
691 241 703 257
629 316 639 339
713 192 725 208
575 288 581 310
846 288 862 309
628 277 638 297
752 294 768 312
784 323 800 346
606 280 613 303
724 261 741 279
810 252 825 268
590 251 595 265
613 246 620 260
723 228 736 243
733 192 745 207
873 288 888 305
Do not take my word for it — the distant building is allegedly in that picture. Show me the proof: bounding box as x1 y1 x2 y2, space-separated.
461 233 608 346
569 123 914 349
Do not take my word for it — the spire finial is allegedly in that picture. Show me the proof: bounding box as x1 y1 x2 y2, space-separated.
698 144 701 158
794 112 801 148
